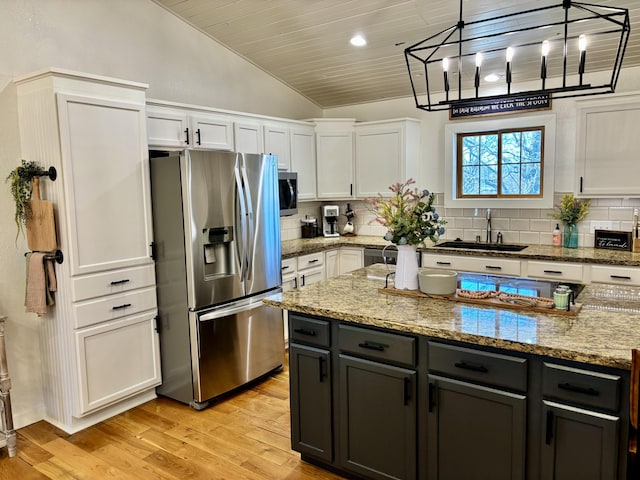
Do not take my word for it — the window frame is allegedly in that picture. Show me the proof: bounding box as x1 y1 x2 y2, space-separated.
456 126 545 199
444 113 556 209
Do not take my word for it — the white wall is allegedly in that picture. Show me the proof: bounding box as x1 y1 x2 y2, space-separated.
0 0 322 429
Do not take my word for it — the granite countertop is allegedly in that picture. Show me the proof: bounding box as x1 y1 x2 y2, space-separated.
282 235 640 266
266 264 640 370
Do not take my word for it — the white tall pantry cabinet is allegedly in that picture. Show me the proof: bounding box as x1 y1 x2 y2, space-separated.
15 69 161 433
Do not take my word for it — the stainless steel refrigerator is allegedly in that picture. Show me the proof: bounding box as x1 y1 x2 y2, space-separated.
149 149 284 409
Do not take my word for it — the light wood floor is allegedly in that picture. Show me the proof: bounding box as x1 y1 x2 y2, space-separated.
0 361 346 480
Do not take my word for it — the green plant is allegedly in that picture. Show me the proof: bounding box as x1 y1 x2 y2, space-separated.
550 193 591 225
5 160 47 237
364 178 447 246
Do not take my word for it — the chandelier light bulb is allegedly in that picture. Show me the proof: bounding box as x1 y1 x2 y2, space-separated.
506 47 514 63
541 40 550 57
579 34 587 52
442 57 449 72
475 52 483 68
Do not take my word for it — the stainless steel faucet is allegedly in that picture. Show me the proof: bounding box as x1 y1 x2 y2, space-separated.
486 208 492 243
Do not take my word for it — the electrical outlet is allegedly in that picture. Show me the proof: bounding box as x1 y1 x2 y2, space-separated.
590 220 613 234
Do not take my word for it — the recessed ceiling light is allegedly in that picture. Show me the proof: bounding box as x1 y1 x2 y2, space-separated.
484 73 500 82
350 34 367 47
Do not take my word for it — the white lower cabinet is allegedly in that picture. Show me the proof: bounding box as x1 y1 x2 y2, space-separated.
75 312 161 416
527 261 584 283
339 247 364 274
297 252 325 287
422 253 521 277
590 265 640 286
325 249 340 279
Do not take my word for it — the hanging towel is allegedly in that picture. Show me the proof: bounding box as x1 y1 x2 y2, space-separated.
25 253 57 316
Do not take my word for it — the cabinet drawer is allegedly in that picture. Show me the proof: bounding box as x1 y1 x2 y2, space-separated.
339 324 416 367
527 261 583 283
73 287 157 329
72 265 156 301
299 267 323 287
290 315 330 347
591 265 640 286
428 342 527 392
542 362 620 411
422 254 521 276
281 257 297 276
298 252 324 270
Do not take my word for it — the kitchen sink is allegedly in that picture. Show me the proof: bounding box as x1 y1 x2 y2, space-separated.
436 241 528 252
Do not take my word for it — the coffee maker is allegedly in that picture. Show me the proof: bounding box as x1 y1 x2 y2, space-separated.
322 205 340 237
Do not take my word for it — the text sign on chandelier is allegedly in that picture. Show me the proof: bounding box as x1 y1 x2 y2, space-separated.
449 93 551 119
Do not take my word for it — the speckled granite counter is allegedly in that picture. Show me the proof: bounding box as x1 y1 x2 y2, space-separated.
266 264 640 370
282 236 640 266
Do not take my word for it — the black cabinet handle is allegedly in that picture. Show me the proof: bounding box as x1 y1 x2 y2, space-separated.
110 279 130 286
318 357 326 382
196 128 202 145
358 341 388 352
545 410 554 445
184 127 190 145
428 383 436 412
610 275 631 280
308 259 319 264
543 270 563 274
436 261 451 266
301 274 306 287
403 378 411 406
293 277 298 289
557 382 599 396
454 361 488 373
350 184 353 196
485 265 502 270
293 328 316 337
281 265 290 271
579 176 583 193
112 303 131 311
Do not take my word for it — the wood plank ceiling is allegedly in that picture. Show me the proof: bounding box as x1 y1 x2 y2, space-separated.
154 0 640 108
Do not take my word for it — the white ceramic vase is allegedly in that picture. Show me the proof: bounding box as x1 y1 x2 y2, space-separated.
394 244 419 290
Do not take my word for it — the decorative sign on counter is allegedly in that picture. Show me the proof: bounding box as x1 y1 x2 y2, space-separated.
594 229 632 251
449 93 551 119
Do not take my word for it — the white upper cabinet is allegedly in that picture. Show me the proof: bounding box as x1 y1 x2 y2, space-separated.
314 119 356 199
354 119 420 198
189 113 234 151
234 119 263 154
264 123 291 170
146 106 189 148
290 125 316 201
575 95 640 197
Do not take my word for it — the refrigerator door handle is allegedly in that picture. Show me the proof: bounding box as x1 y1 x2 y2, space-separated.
239 162 254 283
198 299 264 322
234 164 248 285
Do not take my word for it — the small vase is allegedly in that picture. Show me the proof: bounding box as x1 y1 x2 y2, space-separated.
563 223 579 248
394 244 419 290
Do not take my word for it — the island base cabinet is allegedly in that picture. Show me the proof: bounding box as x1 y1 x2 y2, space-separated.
540 401 619 480
289 344 333 463
339 355 417 480
427 375 526 480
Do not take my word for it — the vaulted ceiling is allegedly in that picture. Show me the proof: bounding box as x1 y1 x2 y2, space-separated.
155 0 640 108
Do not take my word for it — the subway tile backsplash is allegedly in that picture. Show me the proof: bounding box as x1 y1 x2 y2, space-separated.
281 193 640 248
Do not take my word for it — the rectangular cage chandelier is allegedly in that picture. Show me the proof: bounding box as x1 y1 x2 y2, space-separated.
404 0 630 112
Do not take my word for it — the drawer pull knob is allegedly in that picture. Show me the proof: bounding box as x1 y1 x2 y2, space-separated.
557 382 599 396
454 361 488 373
485 265 502 270
358 341 388 352
112 303 132 310
110 279 130 286
436 261 451 266
293 328 316 337
610 275 631 280
543 270 562 274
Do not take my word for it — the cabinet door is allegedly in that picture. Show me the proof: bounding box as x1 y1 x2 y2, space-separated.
340 355 417 480
427 374 526 480
146 107 189 148
234 120 263 154
540 400 619 480
57 94 154 275
264 124 290 170
316 132 354 199
290 126 316 200
355 125 403 198
74 312 161 416
576 100 640 196
325 249 339 279
339 247 363 274
190 114 234 150
289 344 333 462
299 266 324 287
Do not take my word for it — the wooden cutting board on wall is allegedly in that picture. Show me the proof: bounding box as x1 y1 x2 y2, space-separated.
26 177 57 252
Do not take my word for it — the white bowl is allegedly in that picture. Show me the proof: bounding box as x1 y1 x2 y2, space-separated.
419 268 458 295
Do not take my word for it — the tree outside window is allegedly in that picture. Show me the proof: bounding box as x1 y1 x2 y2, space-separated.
457 127 544 198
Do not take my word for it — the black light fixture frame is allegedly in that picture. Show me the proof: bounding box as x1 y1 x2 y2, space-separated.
404 0 630 112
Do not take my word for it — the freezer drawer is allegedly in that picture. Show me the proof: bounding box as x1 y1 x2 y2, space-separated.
192 296 284 405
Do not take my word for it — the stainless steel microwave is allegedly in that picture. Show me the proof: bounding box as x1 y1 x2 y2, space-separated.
278 171 298 216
